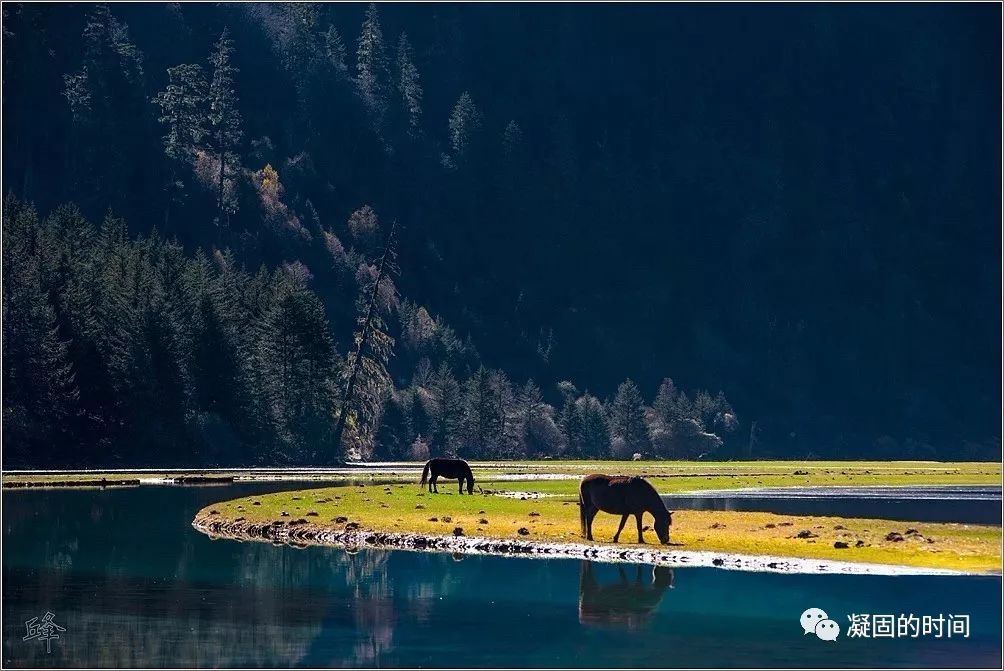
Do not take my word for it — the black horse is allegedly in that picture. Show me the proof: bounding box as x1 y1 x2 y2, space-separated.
579 474 673 544
420 458 476 494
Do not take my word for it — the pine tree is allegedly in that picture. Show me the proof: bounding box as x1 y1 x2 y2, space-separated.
429 362 462 455
653 377 681 423
62 4 148 212
259 279 338 462
356 3 389 125
396 32 422 134
153 63 208 224
324 25 349 76
154 64 207 163
610 378 650 455
207 27 243 224
374 390 411 460
515 379 544 457
2 200 79 462
461 366 497 458
447 91 482 163
578 393 611 458
559 394 584 455
489 369 516 455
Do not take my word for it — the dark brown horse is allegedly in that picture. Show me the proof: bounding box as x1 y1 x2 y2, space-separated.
420 458 476 494
578 561 674 628
579 474 673 544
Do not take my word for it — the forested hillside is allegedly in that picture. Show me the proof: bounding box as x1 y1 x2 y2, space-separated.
2 3 999 466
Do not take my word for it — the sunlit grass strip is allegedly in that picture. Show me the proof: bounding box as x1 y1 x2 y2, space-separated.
195 482 1002 574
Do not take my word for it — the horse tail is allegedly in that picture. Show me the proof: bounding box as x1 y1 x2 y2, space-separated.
579 480 587 537
420 460 431 486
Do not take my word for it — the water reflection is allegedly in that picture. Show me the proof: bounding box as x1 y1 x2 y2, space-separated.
578 562 674 629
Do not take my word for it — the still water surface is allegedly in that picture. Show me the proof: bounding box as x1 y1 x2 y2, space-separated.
665 485 1003 524
3 485 1001 668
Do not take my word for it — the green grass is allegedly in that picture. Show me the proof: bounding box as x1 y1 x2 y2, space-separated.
198 478 1002 574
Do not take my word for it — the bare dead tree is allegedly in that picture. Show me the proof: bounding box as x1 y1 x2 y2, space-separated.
332 218 398 456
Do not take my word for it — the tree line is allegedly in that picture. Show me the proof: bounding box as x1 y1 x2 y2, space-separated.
3 197 736 466
4 3 994 461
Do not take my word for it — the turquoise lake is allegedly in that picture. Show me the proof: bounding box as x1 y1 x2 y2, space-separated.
3 485 1000 668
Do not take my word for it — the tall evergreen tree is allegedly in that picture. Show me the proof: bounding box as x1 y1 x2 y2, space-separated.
356 3 389 125
207 27 243 224
429 362 462 455
447 91 482 164
395 32 422 135
324 25 349 76
515 379 544 458
461 366 497 458
153 63 207 224
578 393 611 458
609 378 650 455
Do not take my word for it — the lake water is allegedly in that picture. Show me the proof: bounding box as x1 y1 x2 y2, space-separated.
3 485 1001 668
665 485 1003 524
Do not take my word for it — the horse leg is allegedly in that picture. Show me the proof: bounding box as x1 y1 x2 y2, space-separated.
458 478 464 495
612 514 629 543
585 506 599 541
431 475 438 493
636 513 646 543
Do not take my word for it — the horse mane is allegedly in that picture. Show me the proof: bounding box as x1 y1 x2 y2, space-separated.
634 477 668 514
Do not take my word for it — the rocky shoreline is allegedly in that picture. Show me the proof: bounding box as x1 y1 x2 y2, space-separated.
191 511 969 576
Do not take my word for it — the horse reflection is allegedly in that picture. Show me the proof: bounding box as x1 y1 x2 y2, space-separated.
578 562 674 628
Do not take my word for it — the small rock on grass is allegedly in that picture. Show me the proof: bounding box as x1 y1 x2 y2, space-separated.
517 527 530 536
442 516 452 522
428 517 438 522
528 512 540 517
334 516 348 523
764 523 776 529
479 518 489 524
885 532 905 542
306 511 318 516
833 541 849 549
796 530 818 539
453 527 464 537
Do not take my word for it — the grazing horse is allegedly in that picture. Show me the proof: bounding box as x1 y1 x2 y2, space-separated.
420 458 476 494
578 561 674 628
579 474 673 544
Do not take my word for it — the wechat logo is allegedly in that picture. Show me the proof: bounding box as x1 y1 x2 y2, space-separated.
801 607 840 641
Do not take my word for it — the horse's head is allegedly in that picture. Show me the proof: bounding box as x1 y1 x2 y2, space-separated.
654 509 673 545
467 477 475 495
